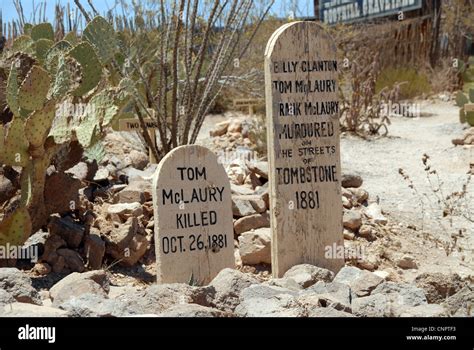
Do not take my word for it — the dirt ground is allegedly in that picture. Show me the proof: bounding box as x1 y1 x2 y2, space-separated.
199 99 473 282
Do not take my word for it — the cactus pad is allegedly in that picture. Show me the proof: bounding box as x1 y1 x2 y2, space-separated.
35 39 54 63
84 139 106 163
459 107 466 124
45 40 72 74
0 207 32 246
91 91 119 126
12 35 35 55
64 32 80 45
67 42 102 96
6 62 20 116
50 54 72 98
3 117 29 167
83 16 119 65
75 113 99 148
19 66 51 111
31 23 54 42
469 88 474 103
25 99 57 148
455 92 469 108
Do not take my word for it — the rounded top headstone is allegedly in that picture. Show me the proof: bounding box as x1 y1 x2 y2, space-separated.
152 145 234 284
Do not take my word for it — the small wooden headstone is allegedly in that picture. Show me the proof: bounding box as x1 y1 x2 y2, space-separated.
464 103 474 113
265 21 344 277
233 98 263 117
152 145 234 284
118 116 159 164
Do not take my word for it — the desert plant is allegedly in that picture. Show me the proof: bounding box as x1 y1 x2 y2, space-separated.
100 0 275 161
376 67 431 100
399 154 473 256
0 17 128 244
455 88 474 126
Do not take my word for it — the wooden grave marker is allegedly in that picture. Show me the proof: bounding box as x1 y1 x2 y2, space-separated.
233 98 263 117
117 116 159 164
152 145 234 284
264 21 344 277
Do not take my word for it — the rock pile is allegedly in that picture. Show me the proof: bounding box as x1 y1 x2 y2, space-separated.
1 265 470 317
452 127 474 146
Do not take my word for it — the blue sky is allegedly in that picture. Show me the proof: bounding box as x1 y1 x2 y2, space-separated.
1 0 316 24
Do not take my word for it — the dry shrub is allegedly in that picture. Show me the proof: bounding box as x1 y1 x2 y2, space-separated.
376 67 431 99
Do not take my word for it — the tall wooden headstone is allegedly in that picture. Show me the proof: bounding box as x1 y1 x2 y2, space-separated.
152 145 234 284
265 21 344 277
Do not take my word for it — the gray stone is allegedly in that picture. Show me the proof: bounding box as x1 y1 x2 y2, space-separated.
233 213 270 236
246 161 269 179
372 282 427 308
22 230 49 252
50 270 109 301
352 294 390 317
207 268 259 312
115 283 203 315
343 210 362 231
158 304 228 317
0 289 15 307
104 217 149 266
442 286 474 317
230 184 255 195
364 203 387 225
334 266 383 297
107 202 143 218
396 254 418 269
264 278 303 291
238 228 271 265
349 188 369 203
302 281 352 312
232 194 267 216
116 180 152 204
84 231 105 270
283 264 334 288
2 303 69 317
94 167 110 181
210 120 229 137
399 304 448 317
0 268 42 305
56 248 85 273
414 273 465 303
235 284 301 317
52 279 108 307
358 224 376 241
58 293 128 317
307 307 355 317
128 150 149 170
47 215 85 248
341 174 363 188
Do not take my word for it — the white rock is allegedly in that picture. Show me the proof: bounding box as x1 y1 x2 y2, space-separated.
364 203 388 225
238 228 271 265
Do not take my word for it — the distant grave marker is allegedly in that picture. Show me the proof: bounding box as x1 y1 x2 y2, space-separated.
117 113 159 163
233 98 263 117
152 145 234 284
265 21 344 277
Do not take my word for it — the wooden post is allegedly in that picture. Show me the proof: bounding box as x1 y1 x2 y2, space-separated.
148 129 158 164
118 118 160 164
265 21 344 277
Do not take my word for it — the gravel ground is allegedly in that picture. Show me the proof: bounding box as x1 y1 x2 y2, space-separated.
340 100 473 245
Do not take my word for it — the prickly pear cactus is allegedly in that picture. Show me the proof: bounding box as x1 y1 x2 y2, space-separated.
19 65 51 111
0 16 131 244
67 42 102 97
0 207 32 246
456 89 474 126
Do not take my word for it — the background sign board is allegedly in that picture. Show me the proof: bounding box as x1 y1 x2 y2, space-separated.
320 0 422 25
